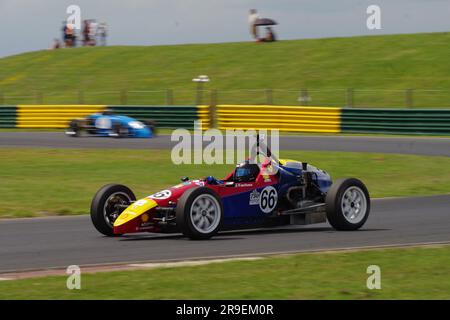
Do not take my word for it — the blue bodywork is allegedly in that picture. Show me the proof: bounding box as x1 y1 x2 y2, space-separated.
217 161 332 228
86 113 153 138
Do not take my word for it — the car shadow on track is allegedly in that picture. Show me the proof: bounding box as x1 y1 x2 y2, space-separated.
119 227 390 242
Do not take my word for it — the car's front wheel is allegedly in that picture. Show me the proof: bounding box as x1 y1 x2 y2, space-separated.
67 120 81 137
90 184 136 236
326 178 370 230
176 187 223 240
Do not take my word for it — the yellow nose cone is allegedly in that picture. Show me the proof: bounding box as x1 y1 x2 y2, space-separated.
114 198 158 227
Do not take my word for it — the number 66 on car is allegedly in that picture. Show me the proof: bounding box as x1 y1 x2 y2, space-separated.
90 137 371 240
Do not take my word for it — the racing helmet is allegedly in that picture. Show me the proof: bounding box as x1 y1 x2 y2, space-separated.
233 161 260 182
102 108 114 116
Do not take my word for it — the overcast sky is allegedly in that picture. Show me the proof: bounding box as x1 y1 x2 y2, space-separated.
0 0 449 58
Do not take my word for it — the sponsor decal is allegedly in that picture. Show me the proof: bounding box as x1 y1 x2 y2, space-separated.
148 190 172 200
259 186 278 213
249 189 260 205
131 199 148 209
193 180 205 186
236 183 253 188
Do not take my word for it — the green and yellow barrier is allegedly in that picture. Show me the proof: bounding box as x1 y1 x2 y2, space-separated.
13 105 208 130
3 104 450 135
17 105 106 128
109 105 209 130
341 108 450 135
0 106 16 128
216 105 341 133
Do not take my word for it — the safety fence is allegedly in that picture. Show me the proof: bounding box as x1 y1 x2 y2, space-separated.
109 105 210 129
1 105 209 130
0 106 16 128
1 105 450 135
341 108 450 135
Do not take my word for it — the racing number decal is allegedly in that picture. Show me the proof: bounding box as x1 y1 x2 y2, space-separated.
148 190 172 200
95 117 112 129
259 186 277 213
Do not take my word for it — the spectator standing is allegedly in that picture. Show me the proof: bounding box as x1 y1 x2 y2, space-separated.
248 9 260 41
65 24 75 47
82 20 90 46
98 22 108 46
89 20 98 46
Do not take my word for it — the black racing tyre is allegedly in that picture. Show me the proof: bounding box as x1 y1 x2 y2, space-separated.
90 184 136 236
176 187 223 240
325 178 370 231
68 119 81 137
112 122 129 138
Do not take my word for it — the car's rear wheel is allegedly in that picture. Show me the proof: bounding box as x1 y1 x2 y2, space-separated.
326 178 370 230
112 122 129 138
90 184 136 236
176 187 223 240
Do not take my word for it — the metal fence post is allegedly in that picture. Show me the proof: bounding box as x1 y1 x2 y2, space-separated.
301 89 309 106
210 89 218 128
166 89 174 105
36 91 43 104
78 90 84 104
266 89 273 105
195 83 204 105
120 90 127 105
406 89 413 108
347 88 354 108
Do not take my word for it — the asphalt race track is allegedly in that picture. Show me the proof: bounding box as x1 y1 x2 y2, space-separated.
1 132 450 156
0 132 449 272
0 195 449 272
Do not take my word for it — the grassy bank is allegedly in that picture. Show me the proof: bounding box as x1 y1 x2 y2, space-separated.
1 245 449 299
0 32 449 107
0 148 449 218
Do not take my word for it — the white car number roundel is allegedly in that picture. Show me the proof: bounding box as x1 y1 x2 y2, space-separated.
148 190 172 200
95 117 112 129
259 186 277 213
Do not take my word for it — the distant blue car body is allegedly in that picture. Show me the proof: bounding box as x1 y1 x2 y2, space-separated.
66 112 154 138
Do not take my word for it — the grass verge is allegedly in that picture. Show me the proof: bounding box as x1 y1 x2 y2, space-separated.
1 245 449 299
0 32 449 107
0 148 449 218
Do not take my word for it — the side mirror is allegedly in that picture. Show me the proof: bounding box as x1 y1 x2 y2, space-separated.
225 181 235 187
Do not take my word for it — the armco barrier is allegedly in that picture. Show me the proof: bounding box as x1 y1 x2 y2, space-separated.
17 105 106 128
0 106 16 128
341 108 450 135
109 105 209 129
216 105 341 133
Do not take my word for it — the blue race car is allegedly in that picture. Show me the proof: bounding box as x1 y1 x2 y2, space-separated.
66 110 156 138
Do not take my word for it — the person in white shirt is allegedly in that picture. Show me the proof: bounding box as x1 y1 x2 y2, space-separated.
248 9 260 40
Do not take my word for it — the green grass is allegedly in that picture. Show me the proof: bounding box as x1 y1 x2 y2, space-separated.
0 32 449 107
0 148 449 218
1 245 450 299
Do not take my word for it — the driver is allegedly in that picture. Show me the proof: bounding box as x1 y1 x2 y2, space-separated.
233 161 260 182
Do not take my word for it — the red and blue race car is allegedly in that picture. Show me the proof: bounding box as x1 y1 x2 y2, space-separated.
90 137 370 239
